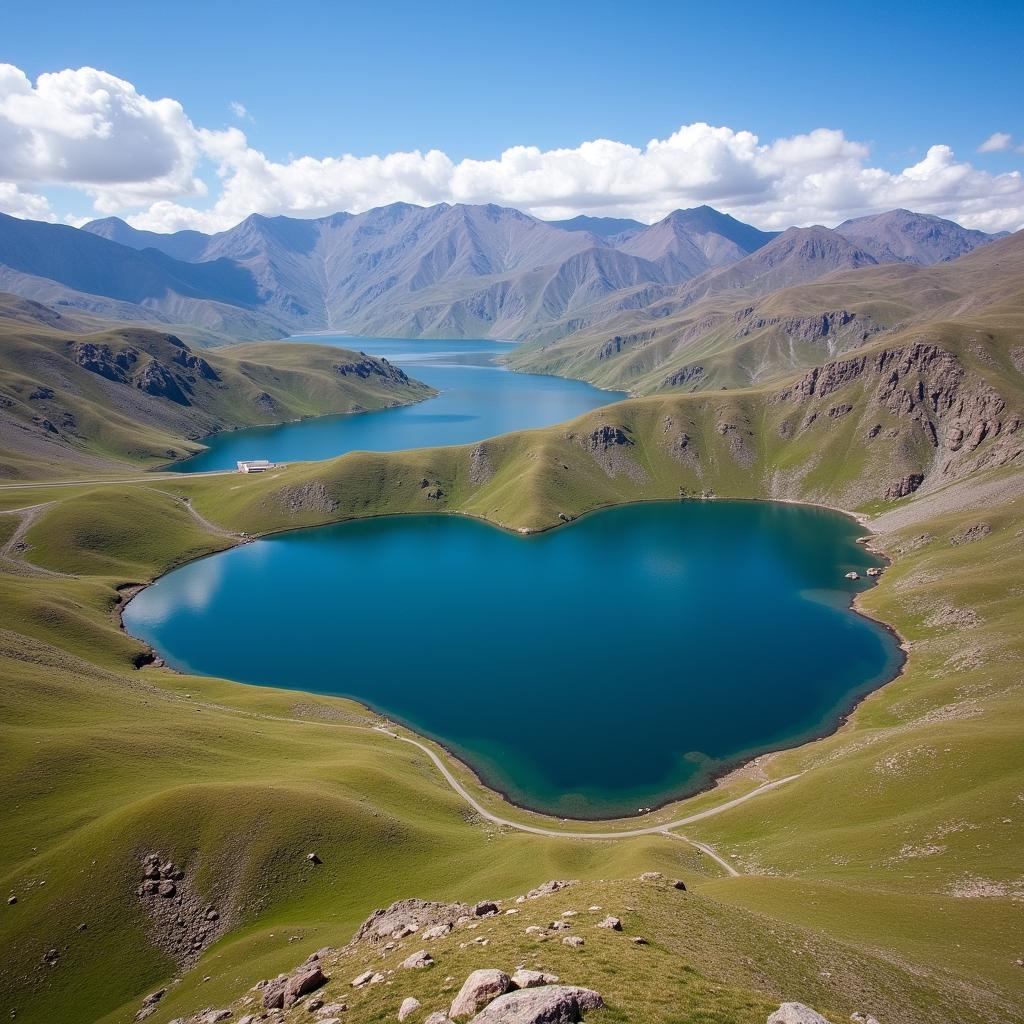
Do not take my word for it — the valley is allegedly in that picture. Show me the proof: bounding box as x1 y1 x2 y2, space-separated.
0 205 1021 1024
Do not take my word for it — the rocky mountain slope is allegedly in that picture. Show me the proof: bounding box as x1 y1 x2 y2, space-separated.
509 229 1024 394
0 204 996 349
0 294 433 479
834 208 1002 265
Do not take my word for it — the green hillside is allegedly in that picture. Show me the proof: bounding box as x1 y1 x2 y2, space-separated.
1 291 1022 1024
0 295 434 480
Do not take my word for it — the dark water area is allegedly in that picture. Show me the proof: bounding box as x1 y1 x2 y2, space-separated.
168 337 622 473
124 501 901 819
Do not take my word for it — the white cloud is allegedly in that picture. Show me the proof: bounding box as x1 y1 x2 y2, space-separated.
0 63 207 210
229 100 252 122
0 182 55 220
1 63 1023 235
978 132 1012 153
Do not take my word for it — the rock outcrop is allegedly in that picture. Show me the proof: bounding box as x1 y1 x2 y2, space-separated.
135 853 225 970
354 898 470 944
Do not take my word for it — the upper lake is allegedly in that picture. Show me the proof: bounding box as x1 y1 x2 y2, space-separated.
124 501 902 819
168 337 622 473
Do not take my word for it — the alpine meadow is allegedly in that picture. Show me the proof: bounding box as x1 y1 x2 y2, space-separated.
1 5 1023 1024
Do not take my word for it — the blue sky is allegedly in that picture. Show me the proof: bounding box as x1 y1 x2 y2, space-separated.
2 0 1023 231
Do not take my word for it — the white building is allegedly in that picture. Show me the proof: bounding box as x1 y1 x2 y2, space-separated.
237 459 274 473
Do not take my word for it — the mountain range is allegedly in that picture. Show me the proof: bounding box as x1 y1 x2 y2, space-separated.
0 203 1005 354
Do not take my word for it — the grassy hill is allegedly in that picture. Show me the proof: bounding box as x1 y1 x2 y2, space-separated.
1 294 1022 1024
0 295 434 479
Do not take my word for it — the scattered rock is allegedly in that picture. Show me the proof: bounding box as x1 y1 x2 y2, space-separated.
308 852 322 864
596 916 621 931
562 936 584 949
850 1014 881 1024
469 985 604 1023
7 895 16 905
200 1011 231 1024
767 1003 834 1024
158 880 176 898
450 968 512 1019
399 996 422 1021
631 937 648 945
401 950 435 970
352 971 375 988
422 923 452 940
638 872 662 881
42 948 59 965
672 879 687 891
424 1014 450 1024
950 522 991 546
473 900 500 917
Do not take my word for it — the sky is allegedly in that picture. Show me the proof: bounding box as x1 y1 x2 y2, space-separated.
1 0 1023 232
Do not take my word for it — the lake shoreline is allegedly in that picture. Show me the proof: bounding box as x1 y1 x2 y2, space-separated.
120 495 908 827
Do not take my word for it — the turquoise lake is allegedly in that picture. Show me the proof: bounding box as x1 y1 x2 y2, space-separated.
123 500 902 819
168 337 622 473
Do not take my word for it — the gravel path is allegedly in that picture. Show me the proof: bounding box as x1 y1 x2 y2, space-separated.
373 725 799 873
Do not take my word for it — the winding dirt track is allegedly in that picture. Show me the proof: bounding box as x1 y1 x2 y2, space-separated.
374 725 799 874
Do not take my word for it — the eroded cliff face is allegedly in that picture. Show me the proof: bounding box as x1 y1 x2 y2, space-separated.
775 342 1023 498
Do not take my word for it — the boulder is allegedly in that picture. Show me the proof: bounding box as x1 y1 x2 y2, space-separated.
318 1003 349 1016
264 962 327 1009
401 950 435 970
511 970 559 989
450 969 513 1019
672 879 687 891
767 1004 834 1024
399 996 422 1021
561 936 584 948
423 923 452 940
473 900 500 917
468 985 604 1023
596 916 621 931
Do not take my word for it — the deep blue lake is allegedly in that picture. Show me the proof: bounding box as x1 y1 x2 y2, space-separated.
168 337 622 473
124 501 901 819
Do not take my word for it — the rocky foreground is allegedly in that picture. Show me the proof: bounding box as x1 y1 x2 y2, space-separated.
139 874 880 1024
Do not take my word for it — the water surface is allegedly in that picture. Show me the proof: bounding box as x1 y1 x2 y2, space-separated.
124 501 901 818
170 337 621 473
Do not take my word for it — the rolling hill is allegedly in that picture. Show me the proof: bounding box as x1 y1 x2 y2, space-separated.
0 294 433 479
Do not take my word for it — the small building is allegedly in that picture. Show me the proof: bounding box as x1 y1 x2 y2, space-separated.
237 459 274 473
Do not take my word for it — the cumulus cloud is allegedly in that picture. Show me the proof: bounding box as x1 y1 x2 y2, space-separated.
978 132 1013 153
229 100 252 122
2 63 1023 234
0 182 54 220
0 63 207 210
